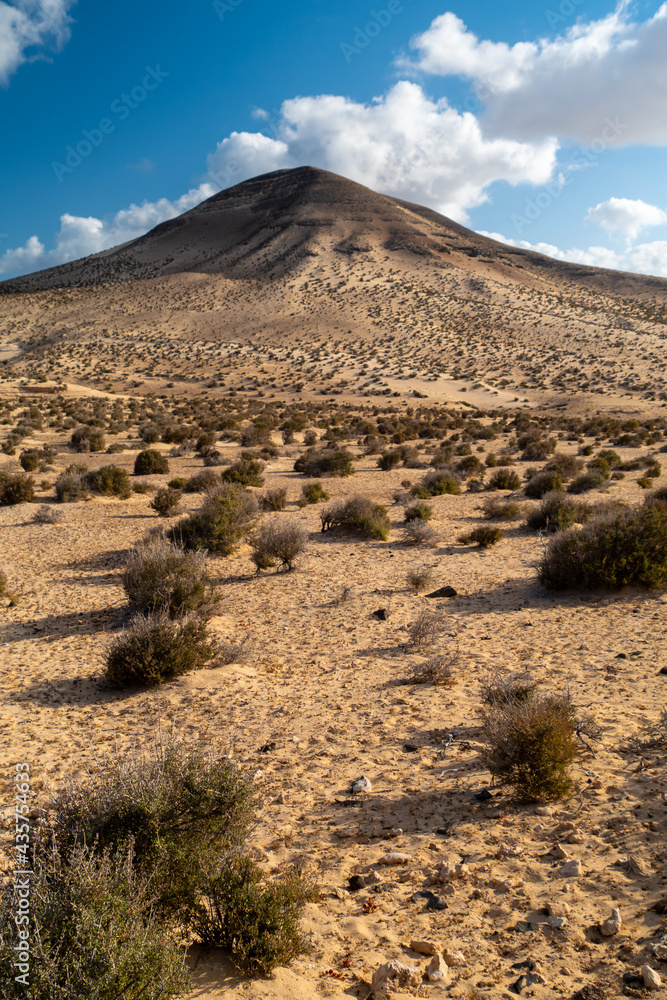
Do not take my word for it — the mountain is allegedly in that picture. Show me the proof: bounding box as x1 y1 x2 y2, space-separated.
1 166 666 409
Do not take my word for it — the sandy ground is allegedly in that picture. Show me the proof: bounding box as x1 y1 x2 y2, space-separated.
2 416 667 999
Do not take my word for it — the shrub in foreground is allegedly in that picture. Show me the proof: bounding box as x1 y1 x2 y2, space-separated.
321 496 391 540
293 448 355 478
301 481 329 504
480 694 578 802
413 468 461 498
404 501 433 522
0 473 35 506
85 465 132 499
54 466 87 502
122 536 219 617
169 485 259 556
539 503 667 590
251 520 308 572
524 470 563 499
260 487 287 511
150 487 183 516
221 458 264 488
134 449 169 476
526 491 587 533
106 612 218 687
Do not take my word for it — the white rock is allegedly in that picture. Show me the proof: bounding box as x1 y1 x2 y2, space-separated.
558 859 582 877
426 952 450 983
600 907 622 937
351 776 372 794
371 960 422 997
379 851 412 866
641 965 662 990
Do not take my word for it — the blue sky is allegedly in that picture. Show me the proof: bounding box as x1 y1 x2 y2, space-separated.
2 0 667 278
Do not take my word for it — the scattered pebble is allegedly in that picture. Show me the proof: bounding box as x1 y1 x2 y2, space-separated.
350 775 372 794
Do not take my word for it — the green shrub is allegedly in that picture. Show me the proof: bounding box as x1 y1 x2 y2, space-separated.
260 487 287 511
458 526 504 547
321 496 391 540
293 448 355 477
527 492 587 533
545 453 584 479
18 449 39 471
404 501 433 522
647 486 667 506
86 465 132 499
150 487 183 516
567 472 606 494
71 426 106 452
0 841 191 1000
170 484 258 556
377 449 402 470
482 498 525 521
480 695 578 802
184 469 219 493
106 612 218 687
539 503 667 590
301 481 330 504
486 468 522 491
221 458 264 487
134 449 169 475
132 481 154 495
414 469 461 497
54 466 87 502
168 477 188 490
191 856 316 974
524 470 564 499
251 520 308 572
0 473 35 505
122 537 219 617
587 456 611 478
106 442 126 454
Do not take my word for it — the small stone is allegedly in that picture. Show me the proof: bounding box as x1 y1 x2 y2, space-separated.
379 851 412 865
436 861 469 880
553 843 570 859
426 952 450 983
567 829 585 844
371 960 421 997
547 916 567 928
558 859 582 877
426 585 458 598
350 776 372 794
412 889 449 910
641 965 662 990
534 806 554 816
546 901 571 918
410 940 440 956
443 949 466 967
627 854 652 876
373 608 389 620
600 907 622 937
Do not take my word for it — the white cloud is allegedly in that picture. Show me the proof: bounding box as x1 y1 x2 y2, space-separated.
405 3 667 145
479 230 667 278
0 0 75 85
0 184 214 276
206 82 558 222
586 197 667 241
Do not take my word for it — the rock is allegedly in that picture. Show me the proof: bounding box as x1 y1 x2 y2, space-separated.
641 965 662 990
534 806 554 816
410 940 440 956
547 916 567 928
379 851 412 865
567 829 585 844
426 585 458 598
547 901 571 918
444 949 466 967
599 907 622 936
412 889 449 910
475 788 493 801
553 843 570 859
426 953 449 983
627 854 652 876
348 873 378 892
436 861 469 881
512 973 542 994
557 859 582 877
371 960 422 997
497 843 523 858
373 608 389 620
350 776 372 794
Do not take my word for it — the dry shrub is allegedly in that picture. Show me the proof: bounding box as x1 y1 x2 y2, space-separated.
486 468 521 491
566 472 606 494
260 488 287 511
222 458 264 487
482 498 525 521
406 567 434 593
251 519 308 572
404 501 433 522
106 612 218 688
217 637 251 664
122 536 219 617
524 470 564 499
0 473 35 506
404 520 437 546
411 649 458 686
458 526 503 547
321 496 391 540
150 487 183 517
407 608 445 650
294 448 354 477
170 485 259 557
481 670 536 706
480 694 578 802
32 504 63 525
526 491 587 533
184 469 219 493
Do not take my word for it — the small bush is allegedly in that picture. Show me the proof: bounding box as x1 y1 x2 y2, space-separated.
481 670 536 706
168 477 188 490
133 481 155 495
482 498 525 521
19 447 52 471
260 488 287 511
404 501 433 522
321 496 391 540
567 472 606 494
524 470 564 499
0 473 35 506
416 469 461 497
150 487 183 517
406 567 434 592
86 465 132 499
222 458 264 487
71 426 105 453
293 448 355 478
301 481 329 504
404 520 437 546
251 520 308 572
106 442 126 454
123 537 219 617
410 649 458 686
647 486 667 506
106 612 218 687
134 449 170 476
54 466 87 502
170 485 259 556
539 502 667 589
458 526 503 547
527 492 588 533
545 453 584 479
184 469 219 493
480 694 578 802
407 608 445 649
32 504 63 525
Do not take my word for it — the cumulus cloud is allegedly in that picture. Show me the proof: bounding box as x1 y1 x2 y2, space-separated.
405 3 667 145
0 0 75 85
0 184 214 276
206 82 558 222
586 197 667 241
479 230 667 278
